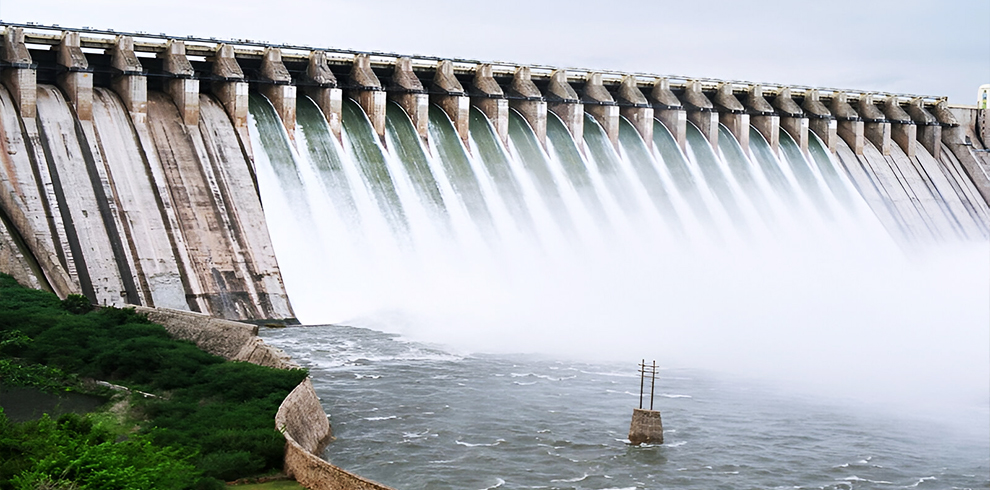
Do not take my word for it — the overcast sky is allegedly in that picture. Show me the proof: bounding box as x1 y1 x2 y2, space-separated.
2 0 988 104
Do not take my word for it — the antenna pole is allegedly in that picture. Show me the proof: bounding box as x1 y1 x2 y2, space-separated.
649 360 656 411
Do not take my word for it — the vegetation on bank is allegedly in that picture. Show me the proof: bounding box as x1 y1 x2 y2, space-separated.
0 273 308 489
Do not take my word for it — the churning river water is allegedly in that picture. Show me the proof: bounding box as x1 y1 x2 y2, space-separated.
260 325 989 490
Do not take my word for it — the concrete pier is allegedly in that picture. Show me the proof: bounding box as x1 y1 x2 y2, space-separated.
260 47 297 133
906 97 941 159
802 89 837 152
830 92 864 155
858 94 892 155
772 87 808 154
582 72 619 150
471 64 509 146
1 28 36 118
628 408 663 445
650 78 686 151
57 31 93 121
389 57 429 144
347 54 386 143
159 40 199 126
713 82 749 152
110 36 146 124
507 66 547 148
302 51 342 142
616 75 654 150
881 96 916 158
431 60 470 147
682 80 718 146
211 44 249 130
745 84 779 154
545 70 583 146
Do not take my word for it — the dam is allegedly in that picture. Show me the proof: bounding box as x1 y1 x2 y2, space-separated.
0 21 988 327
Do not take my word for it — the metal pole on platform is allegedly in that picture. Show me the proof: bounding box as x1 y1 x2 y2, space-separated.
649 360 656 411
638 359 645 409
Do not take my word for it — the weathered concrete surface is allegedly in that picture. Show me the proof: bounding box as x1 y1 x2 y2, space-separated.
137 305 395 490
582 73 619 150
682 81 717 147
802 89 837 152
347 54 386 143
470 64 509 146
1 27 37 119
198 95 294 319
940 104 990 206
90 88 188 309
772 87 806 155
545 70 583 147
882 96 916 158
159 40 199 126
389 57 429 146
746 84 779 154
616 75 653 150
0 85 77 298
911 140 989 239
507 66 547 148
302 51 342 142
57 32 93 121
109 36 147 124
907 98 941 160
858 94 892 156
650 78 686 151
431 60 471 148
35 85 130 305
713 83 748 152
0 210 47 291
260 48 297 134
145 91 293 320
628 408 663 445
831 92 864 155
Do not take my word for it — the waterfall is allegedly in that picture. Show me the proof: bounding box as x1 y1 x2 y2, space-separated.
248 94 988 399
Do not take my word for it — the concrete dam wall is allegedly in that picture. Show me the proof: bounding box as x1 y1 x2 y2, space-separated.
1 23 989 324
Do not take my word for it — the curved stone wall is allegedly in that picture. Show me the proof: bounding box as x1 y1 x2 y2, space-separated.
135 306 394 490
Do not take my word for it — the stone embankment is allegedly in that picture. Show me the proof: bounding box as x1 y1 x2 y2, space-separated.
135 306 395 490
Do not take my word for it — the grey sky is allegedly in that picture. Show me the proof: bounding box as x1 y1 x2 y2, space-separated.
2 0 988 104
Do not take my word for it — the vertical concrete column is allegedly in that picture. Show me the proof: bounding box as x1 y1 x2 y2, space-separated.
906 98 941 159
431 60 471 147
302 51 342 142
260 47 297 133
582 72 619 150
616 75 654 150
803 89 837 152
57 31 93 121
881 96 916 158
389 57 429 144
346 54 386 143
545 70 583 145
470 64 509 146
745 84 779 154
713 83 749 152
159 40 199 126
507 66 547 148
934 100 962 144
110 36 147 124
771 87 808 155
1 27 37 118
650 78 686 151
210 44 249 129
858 94 891 155
682 80 718 147
830 92 864 155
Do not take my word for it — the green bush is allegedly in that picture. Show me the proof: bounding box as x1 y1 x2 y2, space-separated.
0 274 309 485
